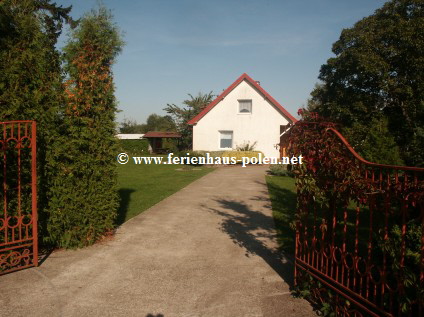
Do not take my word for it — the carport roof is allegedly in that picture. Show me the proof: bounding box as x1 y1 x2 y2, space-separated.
143 131 181 138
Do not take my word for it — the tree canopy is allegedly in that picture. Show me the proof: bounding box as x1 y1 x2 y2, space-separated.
164 92 214 149
119 114 176 134
0 0 71 123
119 119 145 133
309 0 424 166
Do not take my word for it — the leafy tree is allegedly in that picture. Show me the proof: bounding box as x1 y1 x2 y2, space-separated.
164 92 214 149
119 118 145 133
309 0 424 166
46 6 124 248
119 114 176 133
144 114 176 132
343 117 403 165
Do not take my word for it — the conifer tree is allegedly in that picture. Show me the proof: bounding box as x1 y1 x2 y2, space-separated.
46 6 124 248
0 0 72 239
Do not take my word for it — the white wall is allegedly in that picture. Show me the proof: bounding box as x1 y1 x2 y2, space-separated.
192 80 290 158
116 134 144 140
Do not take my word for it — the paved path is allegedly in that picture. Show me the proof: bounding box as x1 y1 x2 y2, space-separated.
0 166 314 317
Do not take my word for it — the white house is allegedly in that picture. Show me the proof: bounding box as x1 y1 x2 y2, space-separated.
188 73 297 158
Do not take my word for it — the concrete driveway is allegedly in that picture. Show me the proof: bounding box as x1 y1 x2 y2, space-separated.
0 166 315 317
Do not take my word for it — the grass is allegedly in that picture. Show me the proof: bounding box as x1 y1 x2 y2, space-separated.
265 175 297 254
266 174 422 316
266 175 373 255
265 174 411 258
116 161 215 225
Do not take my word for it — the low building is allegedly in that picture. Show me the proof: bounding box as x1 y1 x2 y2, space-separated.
143 131 181 154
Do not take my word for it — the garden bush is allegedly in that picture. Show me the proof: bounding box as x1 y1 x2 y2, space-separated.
118 139 149 155
195 150 224 159
268 164 294 177
236 141 257 151
175 151 206 166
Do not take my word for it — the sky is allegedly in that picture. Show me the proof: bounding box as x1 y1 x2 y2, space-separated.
55 0 388 124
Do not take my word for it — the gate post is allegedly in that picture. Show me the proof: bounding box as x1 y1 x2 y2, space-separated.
31 121 38 267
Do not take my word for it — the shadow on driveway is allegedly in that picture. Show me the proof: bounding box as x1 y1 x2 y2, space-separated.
116 188 135 226
204 198 295 287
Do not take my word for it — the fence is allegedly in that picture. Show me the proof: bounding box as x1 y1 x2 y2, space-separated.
0 121 38 275
288 120 424 316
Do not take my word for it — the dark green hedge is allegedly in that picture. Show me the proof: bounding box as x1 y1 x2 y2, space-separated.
118 139 149 155
44 7 124 248
1 2 124 249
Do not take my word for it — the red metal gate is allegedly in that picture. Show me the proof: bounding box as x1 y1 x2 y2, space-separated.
288 120 424 316
0 121 38 275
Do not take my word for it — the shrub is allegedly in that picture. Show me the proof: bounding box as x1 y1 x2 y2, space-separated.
175 151 205 166
236 141 257 151
268 164 294 177
195 150 224 159
118 139 149 155
162 138 180 153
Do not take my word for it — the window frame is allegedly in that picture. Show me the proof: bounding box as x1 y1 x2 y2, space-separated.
238 99 252 114
219 130 233 149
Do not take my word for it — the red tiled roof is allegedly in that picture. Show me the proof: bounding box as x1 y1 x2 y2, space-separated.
143 131 181 138
187 73 297 125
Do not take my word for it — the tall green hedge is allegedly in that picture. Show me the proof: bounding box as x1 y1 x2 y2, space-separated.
0 0 72 241
118 139 149 155
1 2 124 249
44 7 124 248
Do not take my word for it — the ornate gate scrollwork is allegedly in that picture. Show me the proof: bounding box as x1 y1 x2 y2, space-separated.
288 118 424 316
0 121 38 275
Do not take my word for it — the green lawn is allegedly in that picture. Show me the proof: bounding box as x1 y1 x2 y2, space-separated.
116 162 215 225
265 175 297 254
266 175 379 255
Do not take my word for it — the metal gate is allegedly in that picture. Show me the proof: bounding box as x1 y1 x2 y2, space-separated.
0 121 38 275
288 120 424 316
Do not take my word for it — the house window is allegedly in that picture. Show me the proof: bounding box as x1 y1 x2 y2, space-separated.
220 131 233 148
238 100 252 113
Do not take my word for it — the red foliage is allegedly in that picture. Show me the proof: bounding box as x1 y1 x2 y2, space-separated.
287 111 424 316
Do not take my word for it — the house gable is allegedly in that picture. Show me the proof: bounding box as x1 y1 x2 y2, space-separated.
190 73 296 157
187 73 297 125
